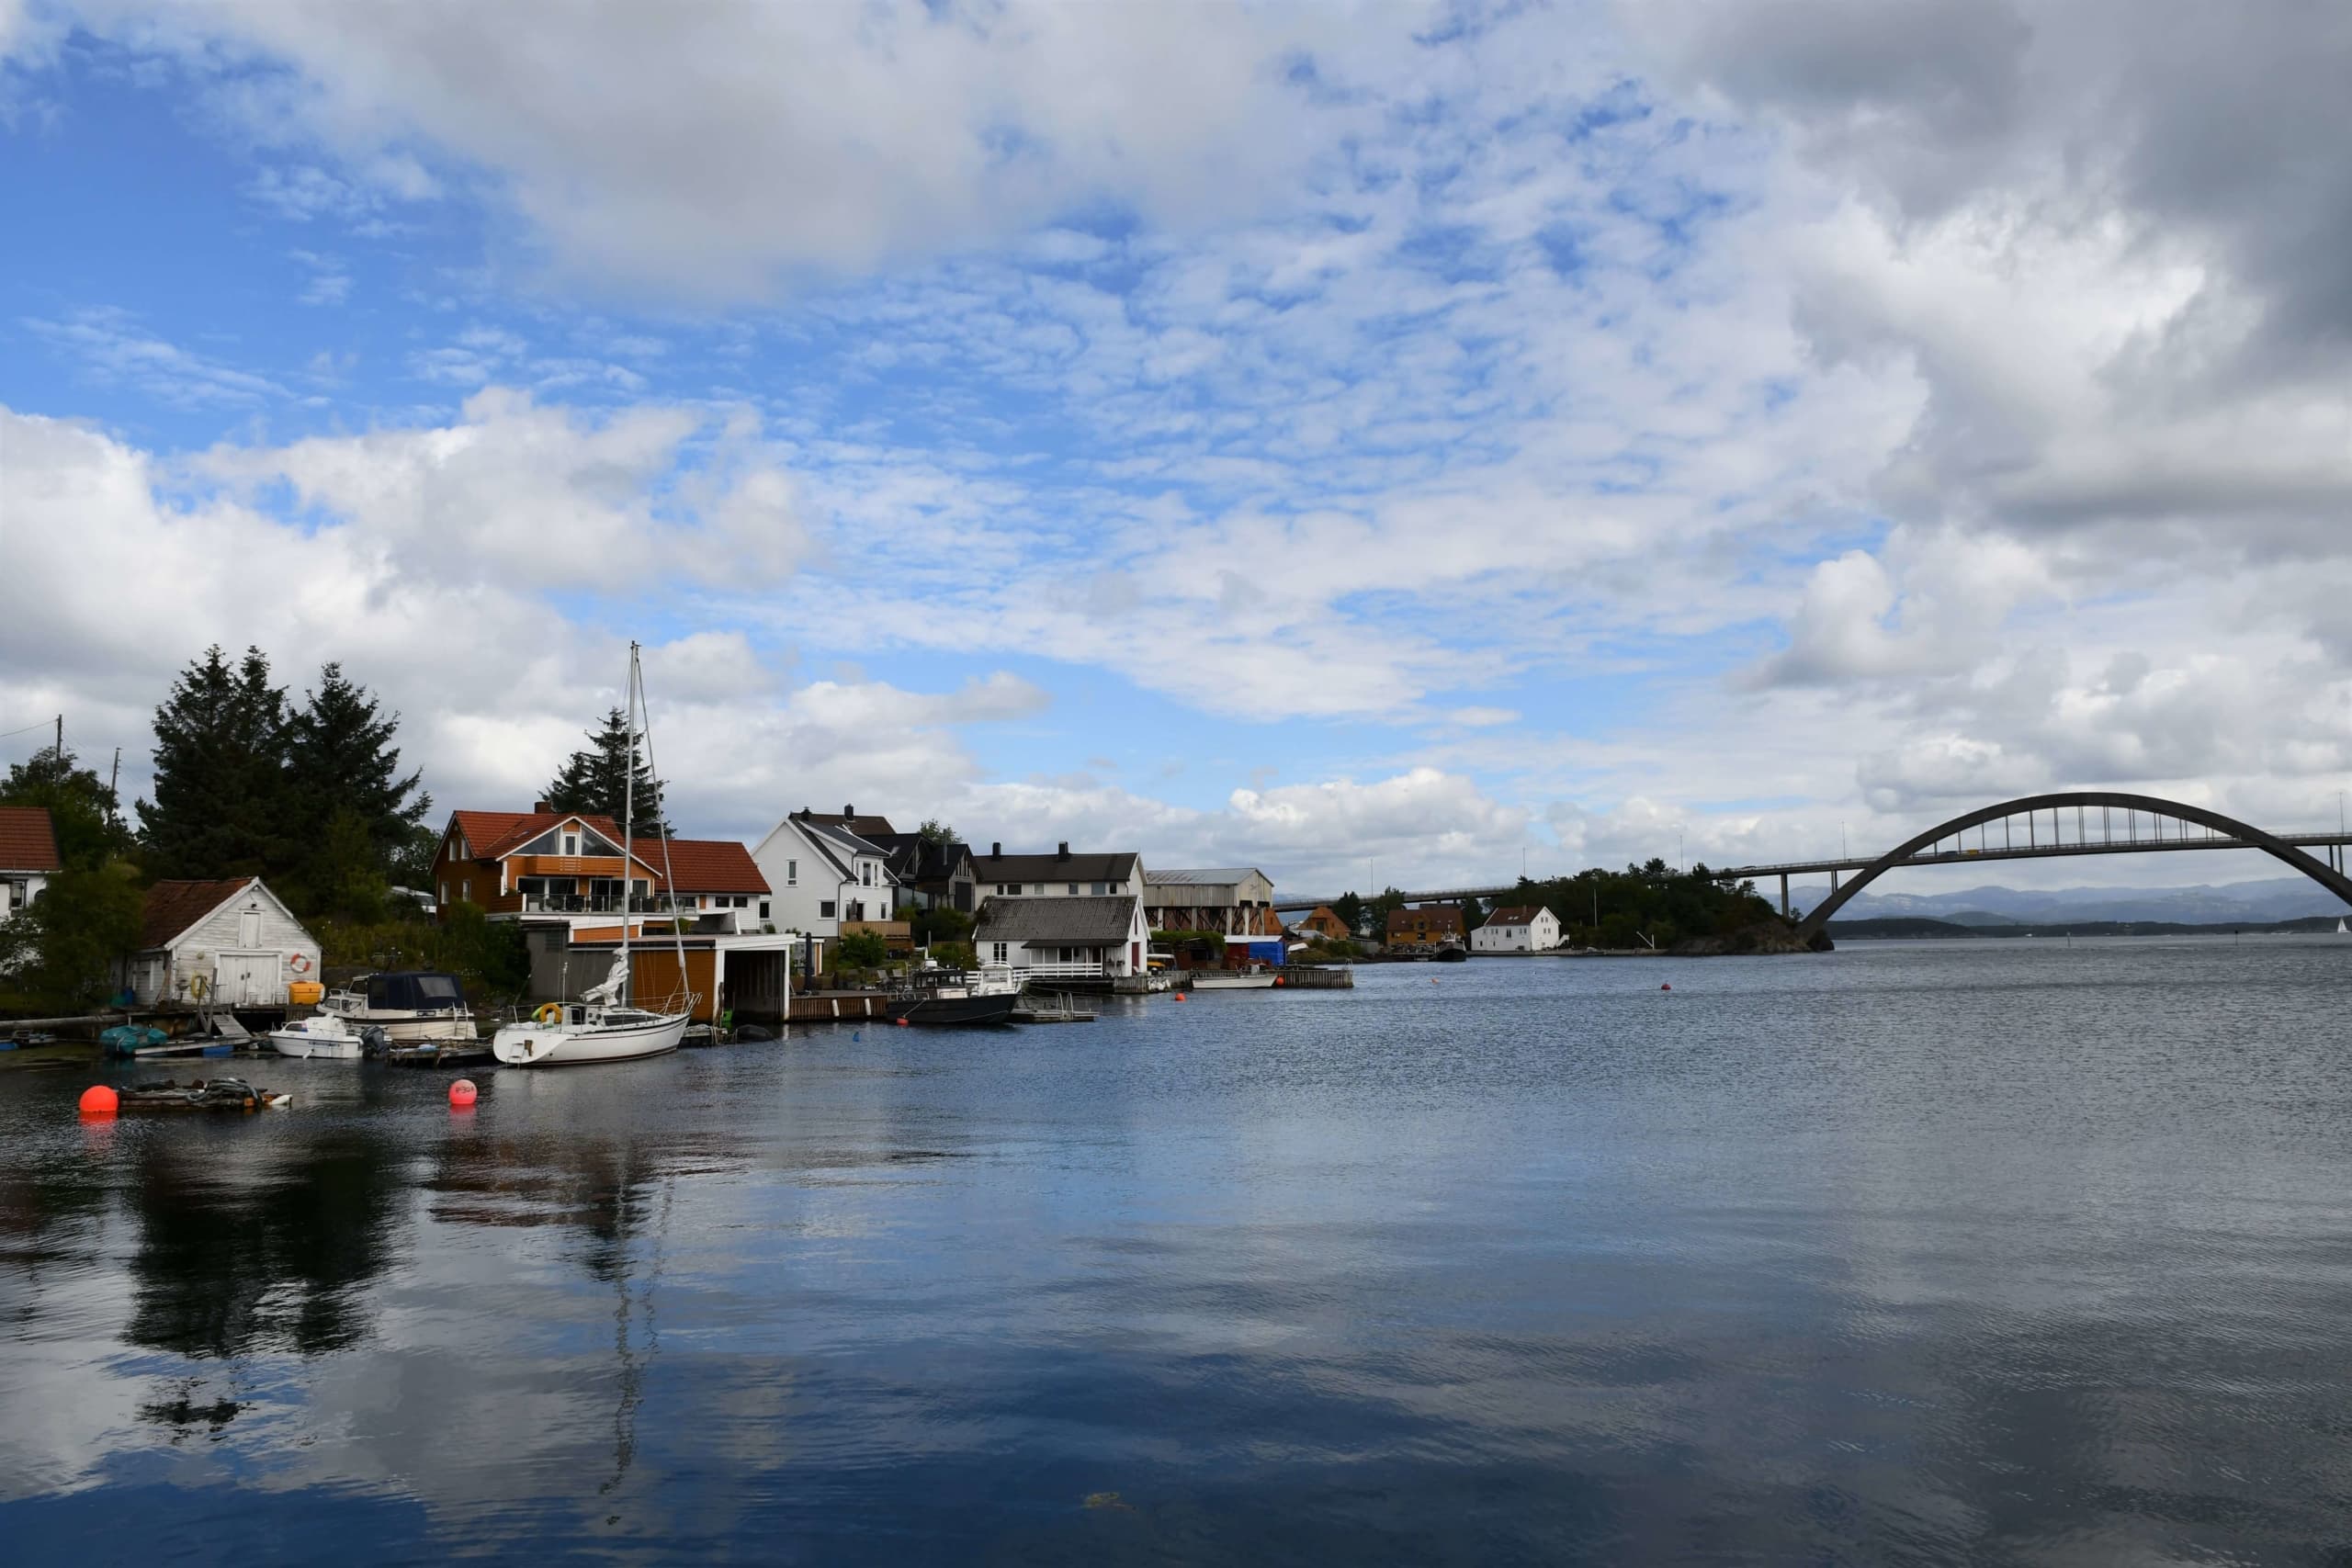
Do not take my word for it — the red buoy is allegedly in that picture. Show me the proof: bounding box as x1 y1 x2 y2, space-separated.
1659 983 1671 991
447 1078 478 1108
78 1084 119 1118
895 1018 910 1027
1173 993 1187 1001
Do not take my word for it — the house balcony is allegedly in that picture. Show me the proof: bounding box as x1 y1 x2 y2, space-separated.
508 853 628 878
516 893 689 916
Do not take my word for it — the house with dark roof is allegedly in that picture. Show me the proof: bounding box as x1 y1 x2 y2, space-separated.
112 876 322 1006
1385 905 1465 951
864 831 979 917
973 842 1145 901
1143 866 1280 936
0 805 62 918
1472 904 1560 953
432 807 773 934
974 892 1148 979
750 807 899 941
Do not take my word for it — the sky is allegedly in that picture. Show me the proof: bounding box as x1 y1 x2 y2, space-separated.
2 0 2348 901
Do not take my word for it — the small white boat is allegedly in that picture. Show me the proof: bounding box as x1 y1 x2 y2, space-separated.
2336 918 2347 934
1189 971 1279 990
267 1013 368 1060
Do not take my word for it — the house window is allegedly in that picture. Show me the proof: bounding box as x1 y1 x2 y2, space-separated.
1067 883 1078 895
759 900 770 919
1092 883 1106 895
563 833 579 857
991 942 1009 963
786 859 797 886
820 900 836 919
461 879 471 903
440 881 448 905
1008 884 1022 895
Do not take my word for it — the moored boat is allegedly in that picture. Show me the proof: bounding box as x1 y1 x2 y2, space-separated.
318 971 474 1043
1189 970 1278 990
491 642 695 1068
886 963 1019 1026
266 1013 379 1060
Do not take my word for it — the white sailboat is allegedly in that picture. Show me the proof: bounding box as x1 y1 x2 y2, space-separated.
2336 918 2347 935
492 643 695 1067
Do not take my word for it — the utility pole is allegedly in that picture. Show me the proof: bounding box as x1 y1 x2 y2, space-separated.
108 748 121 826
54 714 62 755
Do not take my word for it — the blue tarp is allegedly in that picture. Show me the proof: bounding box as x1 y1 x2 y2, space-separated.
1238 935 1286 965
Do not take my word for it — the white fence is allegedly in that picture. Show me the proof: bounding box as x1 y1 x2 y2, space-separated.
1016 960 1108 980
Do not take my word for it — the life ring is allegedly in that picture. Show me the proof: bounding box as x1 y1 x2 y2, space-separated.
287 953 313 976
187 974 209 1002
533 1003 563 1026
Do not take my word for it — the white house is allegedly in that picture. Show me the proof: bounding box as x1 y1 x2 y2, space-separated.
0 806 60 920
1473 904 1562 953
750 807 898 941
115 877 323 1006
974 893 1149 979
973 842 1144 900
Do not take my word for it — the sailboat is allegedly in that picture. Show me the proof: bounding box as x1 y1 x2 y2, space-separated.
492 643 695 1067
2336 918 2347 935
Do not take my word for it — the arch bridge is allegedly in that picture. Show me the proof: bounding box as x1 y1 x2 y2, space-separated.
1731 792 2352 941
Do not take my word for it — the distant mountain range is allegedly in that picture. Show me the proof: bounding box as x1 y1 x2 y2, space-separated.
1825 876 2352 927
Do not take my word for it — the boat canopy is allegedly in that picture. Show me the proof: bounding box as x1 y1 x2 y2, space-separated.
361 971 468 1010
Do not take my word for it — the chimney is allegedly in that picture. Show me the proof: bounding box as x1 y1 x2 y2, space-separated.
990 842 1001 858
1057 841 1070 860
533 799 552 814
844 803 855 818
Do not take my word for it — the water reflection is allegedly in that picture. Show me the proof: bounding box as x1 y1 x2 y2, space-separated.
125 1127 410 1360
3 941 2352 1562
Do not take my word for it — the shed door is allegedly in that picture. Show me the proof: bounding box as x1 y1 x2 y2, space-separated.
238 909 262 947
218 953 278 1006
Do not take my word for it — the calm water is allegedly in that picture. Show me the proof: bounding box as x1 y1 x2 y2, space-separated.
6 940 2352 1564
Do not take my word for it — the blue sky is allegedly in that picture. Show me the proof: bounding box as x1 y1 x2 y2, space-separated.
4 1 2349 897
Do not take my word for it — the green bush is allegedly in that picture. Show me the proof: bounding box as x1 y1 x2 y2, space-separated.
835 928 888 971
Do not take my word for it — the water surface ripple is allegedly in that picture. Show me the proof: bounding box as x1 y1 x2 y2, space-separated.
5 938 2350 1563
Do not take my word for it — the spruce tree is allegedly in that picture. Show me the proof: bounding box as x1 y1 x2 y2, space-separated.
286 661 429 910
0 743 131 871
138 645 292 880
543 708 669 835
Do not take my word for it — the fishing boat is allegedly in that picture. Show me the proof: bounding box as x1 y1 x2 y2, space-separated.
886 963 1020 1026
492 643 694 1068
266 1013 380 1060
318 971 474 1042
1430 943 1469 964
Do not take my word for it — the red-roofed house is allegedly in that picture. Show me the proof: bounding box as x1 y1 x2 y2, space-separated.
0 805 62 918
113 876 322 1006
432 807 775 935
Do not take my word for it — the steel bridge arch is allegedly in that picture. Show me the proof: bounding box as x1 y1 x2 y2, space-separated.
1795 791 2352 940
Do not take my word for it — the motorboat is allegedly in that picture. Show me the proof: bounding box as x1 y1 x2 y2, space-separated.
886 963 1019 1026
318 970 475 1043
492 642 695 1068
266 1013 385 1060
1189 969 1279 990
1431 943 1469 963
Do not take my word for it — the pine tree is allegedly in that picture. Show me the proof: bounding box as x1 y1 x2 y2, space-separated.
544 708 669 835
137 645 292 880
285 661 429 912
0 743 131 871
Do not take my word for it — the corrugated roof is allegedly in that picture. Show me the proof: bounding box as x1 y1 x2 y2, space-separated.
1144 867 1268 886
975 894 1140 944
140 877 254 950
0 806 62 873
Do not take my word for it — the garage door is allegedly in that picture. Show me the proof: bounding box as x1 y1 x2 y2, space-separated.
216 953 282 1007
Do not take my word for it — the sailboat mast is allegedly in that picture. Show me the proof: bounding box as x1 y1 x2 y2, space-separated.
621 641 636 1004
632 647 694 1015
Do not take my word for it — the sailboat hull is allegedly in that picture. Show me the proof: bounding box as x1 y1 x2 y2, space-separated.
491 1011 690 1066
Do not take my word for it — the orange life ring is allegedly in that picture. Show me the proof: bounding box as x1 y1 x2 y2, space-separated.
533 1003 564 1026
287 953 313 976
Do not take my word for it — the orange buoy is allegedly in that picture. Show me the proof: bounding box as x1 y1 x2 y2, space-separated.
895 1017 910 1027
1274 976 1284 987
447 1078 478 1108
1173 993 1187 1001
78 1084 119 1118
